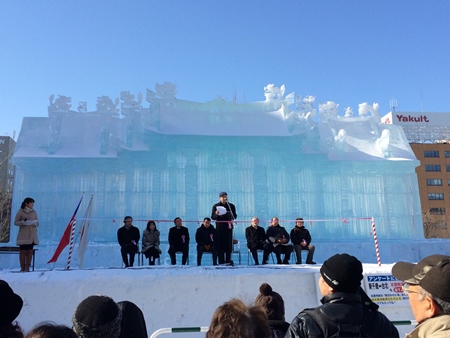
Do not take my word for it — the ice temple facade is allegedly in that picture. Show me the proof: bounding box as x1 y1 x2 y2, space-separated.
9 84 424 268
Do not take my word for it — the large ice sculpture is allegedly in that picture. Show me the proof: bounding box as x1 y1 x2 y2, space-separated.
10 83 423 267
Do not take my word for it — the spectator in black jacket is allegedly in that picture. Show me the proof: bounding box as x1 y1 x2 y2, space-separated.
245 217 268 265
254 283 290 338
117 301 148 338
0 280 24 338
117 216 140 267
72 295 122 338
72 295 148 338
285 253 399 338
168 217 190 265
196 217 217 266
264 217 292 265
290 218 316 265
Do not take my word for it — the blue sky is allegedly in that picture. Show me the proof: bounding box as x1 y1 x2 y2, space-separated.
1 1 450 137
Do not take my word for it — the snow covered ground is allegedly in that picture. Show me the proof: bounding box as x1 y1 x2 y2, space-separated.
3 237 450 337
2 263 416 337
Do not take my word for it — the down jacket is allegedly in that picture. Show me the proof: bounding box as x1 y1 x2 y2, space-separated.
285 292 399 338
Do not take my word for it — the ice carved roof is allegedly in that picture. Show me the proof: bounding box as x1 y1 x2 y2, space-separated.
13 85 417 162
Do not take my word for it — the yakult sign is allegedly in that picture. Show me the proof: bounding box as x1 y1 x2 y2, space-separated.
396 114 429 123
382 112 450 126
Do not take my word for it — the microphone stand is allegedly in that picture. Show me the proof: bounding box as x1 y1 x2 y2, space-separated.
226 200 236 266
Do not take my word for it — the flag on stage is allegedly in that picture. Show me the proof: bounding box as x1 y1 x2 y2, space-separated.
47 195 84 264
77 195 93 269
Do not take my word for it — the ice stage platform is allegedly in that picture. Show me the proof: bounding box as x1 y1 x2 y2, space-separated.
3 264 415 337
1 238 450 271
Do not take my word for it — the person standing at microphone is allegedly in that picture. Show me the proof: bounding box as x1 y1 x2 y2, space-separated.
211 192 237 265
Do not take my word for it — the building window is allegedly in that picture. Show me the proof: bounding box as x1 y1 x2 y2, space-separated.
425 165 441 172
424 151 440 157
446 151 450 158
427 179 442 186
428 193 444 200
430 208 446 215
447 165 450 172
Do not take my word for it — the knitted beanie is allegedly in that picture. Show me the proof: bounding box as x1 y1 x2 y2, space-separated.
320 253 363 293
0 280 23 326
72 295 122 338
254 283 285 321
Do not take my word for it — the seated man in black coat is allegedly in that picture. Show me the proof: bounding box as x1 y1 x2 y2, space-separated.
168 217 190 265
195 217 218 266
245 217 268 265
117 216 140 267
290 217 316 264
264 217 293 265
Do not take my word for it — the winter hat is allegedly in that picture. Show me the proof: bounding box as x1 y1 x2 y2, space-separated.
0 280 23 326
420 259 450 302
254 283 285 321
320 253 363 293
219 191 227 197
392 254 450 301
391 254 450 284
72 295 122 338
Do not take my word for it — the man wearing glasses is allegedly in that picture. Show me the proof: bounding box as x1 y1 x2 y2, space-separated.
392 254 450 337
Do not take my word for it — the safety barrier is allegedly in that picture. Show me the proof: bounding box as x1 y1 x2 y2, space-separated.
391 320 418 326
149 326 209 338
149 321 417 337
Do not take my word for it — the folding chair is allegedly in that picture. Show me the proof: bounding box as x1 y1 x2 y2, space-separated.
232 239 241 265
247 248 275 265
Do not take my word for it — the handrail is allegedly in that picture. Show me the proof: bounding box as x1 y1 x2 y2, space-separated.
149 326 209 338
149 321 416 337
391 320 417 326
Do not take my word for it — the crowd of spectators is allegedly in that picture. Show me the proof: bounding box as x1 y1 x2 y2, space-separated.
3 252 450 338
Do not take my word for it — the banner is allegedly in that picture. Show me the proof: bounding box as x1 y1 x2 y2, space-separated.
47 195 84 264
77 195 93 269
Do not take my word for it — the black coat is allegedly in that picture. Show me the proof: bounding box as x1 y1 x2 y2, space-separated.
195 224 216 246
211 201 237 228
118 301 148 338
117 225 140 247
168 226 190 247
285 292 399 338
268 320 290 338
290 226 312 246
266 225 290 244
245 225 267 248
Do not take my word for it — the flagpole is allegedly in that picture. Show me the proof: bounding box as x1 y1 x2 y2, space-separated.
47 193 84 268
66 193 85 269
66 217 77 270
78 195 94 269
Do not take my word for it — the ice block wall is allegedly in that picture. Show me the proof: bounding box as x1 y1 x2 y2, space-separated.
10 85 423 250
